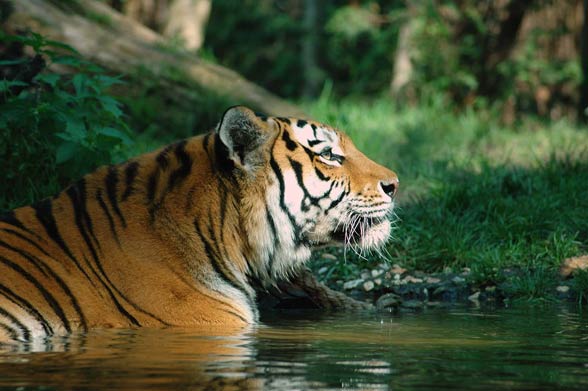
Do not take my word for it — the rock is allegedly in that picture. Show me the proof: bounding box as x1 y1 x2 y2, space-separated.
376 293 402 310
343 279 363 290
485 286 496 293
321 253 337 260
379 263 391 271
363 281 375 292
452 276 466 284
425 277 441 284
468 291 481 301
462 267 471 275
560 255 588 278
391 264 407 275
403 275 423 284
556 285 570 293
401 300 424 310
374 278 382 285
318 267 328 274
371 269 384 278
361 271 371 280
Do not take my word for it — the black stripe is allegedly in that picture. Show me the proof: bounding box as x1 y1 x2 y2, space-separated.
105 166 126 228
146 166 160 222
202 133 212 154
31 198 95 285
314 166 330 181
156 144 174 170
0 241 87 331
308 139 323 147
296 119 308 128
69 180 100 251
67 189 154 327
269 157 302 242
96 189 120 247
282 130 298 151
194 221 244 294
0 239 50 278
0 210 45 242
0 307 30 341
0 321 19 341
0 255 71 333
289 158 322 209
0 282 54 336
0 228 52 259
167 140 192 192
122 161 140 201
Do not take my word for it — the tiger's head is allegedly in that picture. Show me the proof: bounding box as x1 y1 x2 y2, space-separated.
217 106 398 282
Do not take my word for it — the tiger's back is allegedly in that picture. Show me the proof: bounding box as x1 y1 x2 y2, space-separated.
0 106 398 343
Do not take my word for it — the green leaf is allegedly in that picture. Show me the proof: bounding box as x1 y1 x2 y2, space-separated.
64 118 86 141
55 141 77 164
72 74 86 96
0 80 29 93
0 59 29 66
35 73 61 88
98 95 123 117
96 127 133 146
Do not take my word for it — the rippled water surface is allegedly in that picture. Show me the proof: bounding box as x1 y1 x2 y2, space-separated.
1 306 588 390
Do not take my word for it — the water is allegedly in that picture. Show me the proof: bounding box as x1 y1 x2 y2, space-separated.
1 305 588 390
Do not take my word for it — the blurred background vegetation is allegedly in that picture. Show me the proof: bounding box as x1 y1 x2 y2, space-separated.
1 0 587 297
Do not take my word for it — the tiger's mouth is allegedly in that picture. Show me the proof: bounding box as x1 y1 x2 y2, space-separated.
330 214 392 251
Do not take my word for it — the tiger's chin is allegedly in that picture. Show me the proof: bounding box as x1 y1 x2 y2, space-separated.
308 219 392 252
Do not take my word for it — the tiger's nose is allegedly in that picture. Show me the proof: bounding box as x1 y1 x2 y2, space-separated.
379 178 399 198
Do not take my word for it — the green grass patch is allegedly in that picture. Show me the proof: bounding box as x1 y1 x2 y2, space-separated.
305 93 588 300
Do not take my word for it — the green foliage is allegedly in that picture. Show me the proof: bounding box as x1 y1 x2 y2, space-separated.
307 95 588 300
0 32 133 211
573 269 588 306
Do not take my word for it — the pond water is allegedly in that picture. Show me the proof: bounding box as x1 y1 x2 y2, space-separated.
1 305 587 390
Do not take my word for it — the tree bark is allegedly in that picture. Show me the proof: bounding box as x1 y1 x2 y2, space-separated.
163 0 211 51
5 0 306 118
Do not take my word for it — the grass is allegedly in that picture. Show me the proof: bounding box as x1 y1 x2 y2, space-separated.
305 91 588 300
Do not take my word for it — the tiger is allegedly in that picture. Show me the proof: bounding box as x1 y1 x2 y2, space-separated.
0 106 398 343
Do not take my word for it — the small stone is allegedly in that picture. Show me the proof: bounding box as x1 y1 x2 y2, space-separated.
391 264 407 275
401 300 424 310
371 269 384 278
452 276 466 284
375 278 382 285
336 280 343 286
468 291 481 301
318 267 328 274
485 286 496 293
403 276 423 284
462 267 471 276
321 253 337 260
379 263 391 271
361 272 371 280
394 273 401 281
343 279 363 290
425 277 441 284
363 281 375 292
376 293 401 310
556 285 570 293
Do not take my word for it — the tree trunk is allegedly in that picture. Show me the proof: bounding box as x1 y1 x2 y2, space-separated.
163 0 211 51
5 0 306 118
302 0 322 98
580 0 588 124
390 19 413 101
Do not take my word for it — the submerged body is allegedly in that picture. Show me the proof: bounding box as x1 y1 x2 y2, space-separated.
0 106 398 342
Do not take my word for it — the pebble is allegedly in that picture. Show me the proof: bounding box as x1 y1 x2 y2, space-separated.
376 293 401 310
556 285 570 293
425 277 441 284
485 286 496 293
403 276 423 284
361 271 370 280
401 300 424 310
343 279 363 290
363 281 375 292
318 267 328 274
468 291 481 301
371 269 384 278
452 276 466 284
391 264 407 274
321 253 337 260
374 278 382 285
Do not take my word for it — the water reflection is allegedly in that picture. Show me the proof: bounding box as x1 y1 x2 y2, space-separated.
0 306 587 390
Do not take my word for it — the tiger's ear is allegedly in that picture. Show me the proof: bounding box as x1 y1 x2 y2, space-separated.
217 106 276 170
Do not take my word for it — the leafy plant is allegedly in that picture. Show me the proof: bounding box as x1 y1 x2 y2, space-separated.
0 32 133 210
